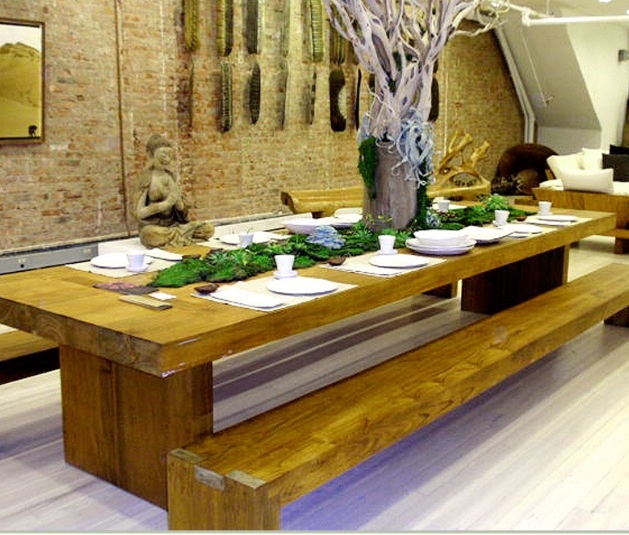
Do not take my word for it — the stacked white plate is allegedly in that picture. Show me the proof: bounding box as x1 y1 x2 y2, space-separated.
462 226 513 244
407 229 475 255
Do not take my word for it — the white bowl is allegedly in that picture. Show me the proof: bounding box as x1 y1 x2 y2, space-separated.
413 229 469 247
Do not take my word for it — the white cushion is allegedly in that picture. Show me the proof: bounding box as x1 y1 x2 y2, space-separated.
539 179 563 190
613 182 629 195
547 154 582 180
560 168 614 194
579 148 604 170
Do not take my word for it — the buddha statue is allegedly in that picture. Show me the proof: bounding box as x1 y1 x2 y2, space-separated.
135 134 214 248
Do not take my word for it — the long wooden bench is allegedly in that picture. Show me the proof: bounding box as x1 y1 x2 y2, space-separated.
0 328 59 385
533 188 629 254
167 263 629 530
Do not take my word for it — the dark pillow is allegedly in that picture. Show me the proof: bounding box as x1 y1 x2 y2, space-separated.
609 144 629 155
602 153 629 182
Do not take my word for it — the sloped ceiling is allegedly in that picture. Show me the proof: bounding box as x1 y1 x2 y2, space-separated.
495 0 629 149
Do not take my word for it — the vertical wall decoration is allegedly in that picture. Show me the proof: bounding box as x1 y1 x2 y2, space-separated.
183 0 200 51
309 0 324 63
280 0 291 57
246 0 261 54
217 0 234 56
0 18 44 144
329 68 347 132
329 23 346 65
307 70 317 124
220 62 233 132
249 61 261 124
354 69 362 130
279 59 289 128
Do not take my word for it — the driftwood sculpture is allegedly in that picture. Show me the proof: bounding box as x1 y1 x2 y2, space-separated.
430 131 491 200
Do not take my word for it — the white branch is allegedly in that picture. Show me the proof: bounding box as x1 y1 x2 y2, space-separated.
323 0 483 141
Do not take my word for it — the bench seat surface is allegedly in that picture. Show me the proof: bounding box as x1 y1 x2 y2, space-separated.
168 263 629 530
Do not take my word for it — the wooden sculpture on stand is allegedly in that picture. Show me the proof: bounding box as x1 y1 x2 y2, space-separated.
429 131 491 200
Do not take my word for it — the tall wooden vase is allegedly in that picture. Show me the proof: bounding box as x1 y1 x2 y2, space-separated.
363 142 418 230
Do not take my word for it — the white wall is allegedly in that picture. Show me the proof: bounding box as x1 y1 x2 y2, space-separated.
501 13 629 154
567 23 629 150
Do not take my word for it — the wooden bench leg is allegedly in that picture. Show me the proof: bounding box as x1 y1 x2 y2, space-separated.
168 449 280 530
614 237 629 254
223 471 280 530
424 282 458 298
605 307 629 327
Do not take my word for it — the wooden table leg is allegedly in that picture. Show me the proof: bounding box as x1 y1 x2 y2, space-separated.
59 346 214 508
461 246 569 314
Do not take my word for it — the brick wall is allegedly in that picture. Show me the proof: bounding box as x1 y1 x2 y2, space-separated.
0 0 523 253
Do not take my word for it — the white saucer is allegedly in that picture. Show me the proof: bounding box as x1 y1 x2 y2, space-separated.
273 270 297 279
492 220 508 228
127 264 149 273
377 249 398 255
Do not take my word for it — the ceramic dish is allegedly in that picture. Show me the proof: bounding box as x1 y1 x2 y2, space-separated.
219 232 271 245
90 253 153 269
462 226 513 244
406 238 476 256
538 214 578 222
369 254 428 269
267 276 338 295
500 223 543 234
413 229 469 247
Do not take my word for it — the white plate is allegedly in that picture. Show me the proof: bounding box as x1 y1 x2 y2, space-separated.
267 276 338 295
462 226 513 244
219 232 271 245
501 223 543 234
538 214 578 222
369 254 428 269
284 218 333 234
406 238 476 256
413 229 469 247
90 253 153 269
284 217 356 234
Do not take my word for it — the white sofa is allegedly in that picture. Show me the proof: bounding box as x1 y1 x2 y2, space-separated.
542 148 629 195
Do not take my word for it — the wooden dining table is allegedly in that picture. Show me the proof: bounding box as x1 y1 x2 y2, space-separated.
0 208 616 508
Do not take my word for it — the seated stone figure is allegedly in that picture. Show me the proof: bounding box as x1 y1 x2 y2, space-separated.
136 134 214 248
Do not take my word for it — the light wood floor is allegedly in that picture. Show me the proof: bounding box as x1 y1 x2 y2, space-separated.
1 236 629 531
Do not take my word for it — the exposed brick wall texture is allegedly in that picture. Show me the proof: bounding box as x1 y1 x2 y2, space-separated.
0 1 523 253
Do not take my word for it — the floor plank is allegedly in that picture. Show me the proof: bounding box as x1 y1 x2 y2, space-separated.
1 236 628 530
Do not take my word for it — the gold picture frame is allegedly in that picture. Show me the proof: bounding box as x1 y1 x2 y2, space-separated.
0 18 44 144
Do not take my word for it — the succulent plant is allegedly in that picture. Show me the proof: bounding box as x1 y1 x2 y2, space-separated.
306 225 345 249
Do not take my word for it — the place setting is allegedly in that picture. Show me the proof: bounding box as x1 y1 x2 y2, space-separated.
324 234 440 277
194 254 355 311
525 201 582 227
67 250 178 277
406 229 476 255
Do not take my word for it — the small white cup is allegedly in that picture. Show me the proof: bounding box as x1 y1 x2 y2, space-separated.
437 199 450 213
238 232 254 247
127 251 146 270
494 210 509 227
274 254 295 276
538 201 552 216
378 234 396 254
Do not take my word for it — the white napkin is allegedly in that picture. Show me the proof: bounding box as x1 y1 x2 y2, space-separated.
330 261 406 277
526 215 578 227
199 286 285 310
146 248 183 261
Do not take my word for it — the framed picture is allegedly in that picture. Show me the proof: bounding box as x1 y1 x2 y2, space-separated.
0 18 44 144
